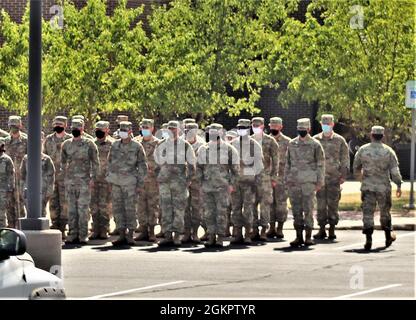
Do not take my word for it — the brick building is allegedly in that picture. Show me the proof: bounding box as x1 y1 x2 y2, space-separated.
0 0 317 137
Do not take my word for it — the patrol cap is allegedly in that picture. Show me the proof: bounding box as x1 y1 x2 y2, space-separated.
119 121 132 131
269 117 283 125
71 119 84 129
167 120 180 129
161 123 168 129
72 115 85 121
95 121 110 130
209 123 223 131
321 114 334 124
53 116 68 125
182 118 196 125
185 123 199 130
226 130 238 138
297 118 311 130
116 115 129 123
237 119 251 127
251 117 265 125
8 116 22 126
140 119 154 128
371 126 384 135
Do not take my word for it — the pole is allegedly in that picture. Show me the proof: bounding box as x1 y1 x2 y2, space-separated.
20 0 48 230
409 108 415 209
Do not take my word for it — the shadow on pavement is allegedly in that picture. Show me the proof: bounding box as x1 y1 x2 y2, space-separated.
274 246 314 252
91 244 133 251
344 247 394 254
62 243 83 250
187 245 231 253
140 246 179 253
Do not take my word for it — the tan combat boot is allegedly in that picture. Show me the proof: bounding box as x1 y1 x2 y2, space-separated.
182 230 192 243
173 232 182 246
266 222 277 238
328 225 337 240
384 229 396 248
313 226 327 240
244 226 252 245
230 227 244 244
216 235 224 247
250 227 260 241
290 228 304 247
259 227 268 241
155 228 164 238
304 229 314 246
112 229 126 246
276 222 284 239
191 230 201 243
109 229 120 236
200 228 209 241
89 226 100 240
99 228 109 240
126 229 136 246
204 233 216 247
158 232 174 246
65 233 79 245
79 235 89 245
148 226 156 242
134 225 149 241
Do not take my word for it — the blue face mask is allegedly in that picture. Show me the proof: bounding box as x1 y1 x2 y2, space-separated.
142 129 152 137
322 124 332 133
162 130 170 139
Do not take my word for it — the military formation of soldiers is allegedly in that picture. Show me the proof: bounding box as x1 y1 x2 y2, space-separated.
0 113 403 250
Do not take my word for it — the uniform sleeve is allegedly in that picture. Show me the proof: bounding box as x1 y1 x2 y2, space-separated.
196 146 205 183
136 143 148 187
253 140 264 178
270 138 279 182
315 142 325 186
20 157 27 194
89 141 100 181
60 142 68 176
284 146 291 184
389 149 403 187
186 142 196 183
7 158 15 192
352 148 363 181
229 145 240 186
340 137 350 180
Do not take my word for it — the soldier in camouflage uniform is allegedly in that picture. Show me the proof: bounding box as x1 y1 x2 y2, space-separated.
183 122 205 243
251 117 279 241
154 120 196 246
112 115 129 140
43 116 72 236
106 121 147 246
197 124 240 247
61 119 99 244
134 119 160 242
313 114 350 240
353 126 402 250
230 119 264 245
268 117 291 239
4 116 27 228
0 138 15 228
89 121 114 240
71 115 94 140
20 152 55 217
285 118 325 247
0 128 9 138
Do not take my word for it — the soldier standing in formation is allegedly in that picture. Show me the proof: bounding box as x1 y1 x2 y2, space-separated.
134 119 160 242
313 115 350 240
353 126 402 250
251 117 279 241
90 121 114 240
4 116 27 228
285 118 325 247
154 120 196 246
107 121 147 246
61 119 99 244
0 137 15 228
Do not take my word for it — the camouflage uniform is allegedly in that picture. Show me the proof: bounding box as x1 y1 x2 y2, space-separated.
0 129 9 138
285 118 325 246
268 117 291 238
224 131 239 236
154 120 196 246
353 126 402 250
134 119 160 241
230 119 264 244
313 114 349 239
183 122 205 242
61 119 99 243
71 115 94 140
20 153 55 217
43 116 72 232
197 124 239 246
106 121 147 245
251 117 279 240
0 138 15 228
112 115 129 140
90 121 114 238
4 116 27 228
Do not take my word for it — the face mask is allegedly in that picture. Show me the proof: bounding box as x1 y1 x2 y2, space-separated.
95 130 105 139
237 129 249 137
322 124 332 134
372 134 383 141
270 129 280 136
142 129 152 137
252 127 263 134
53 126 65 134
297 130 308 138
162 131 170 139
119 131 129 139
72 129 81 137
9 126 19 134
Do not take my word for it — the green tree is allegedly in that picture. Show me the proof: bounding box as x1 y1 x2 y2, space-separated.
266 0 416 143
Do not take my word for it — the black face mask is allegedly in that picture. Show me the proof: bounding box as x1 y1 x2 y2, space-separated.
270 129 280 136
205 132 209 143
72 129 81 137
95 130 105 139
297 130 308 138
372 134 383 141
53 126 65 134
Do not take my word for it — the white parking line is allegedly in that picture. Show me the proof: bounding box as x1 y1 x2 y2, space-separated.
334 232 415 250
333 284 402 299
84 281 185 299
